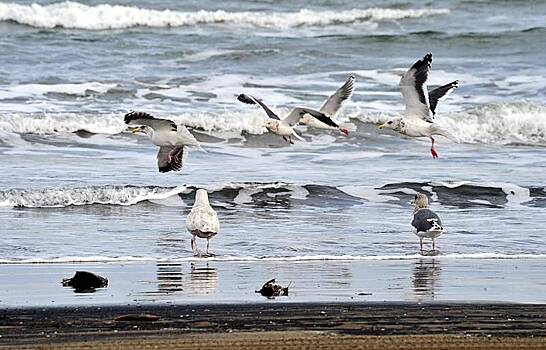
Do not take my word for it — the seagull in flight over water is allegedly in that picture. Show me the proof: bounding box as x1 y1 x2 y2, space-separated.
379 53 459 158
299 75 355 136
237 94 344 144
124 111 202 173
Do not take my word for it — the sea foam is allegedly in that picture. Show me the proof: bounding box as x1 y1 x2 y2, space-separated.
0 2 450 30
2 252 546 264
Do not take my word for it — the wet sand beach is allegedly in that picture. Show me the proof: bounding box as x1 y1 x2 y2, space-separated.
1 303 546 349
2 259 546 348
1 258 546 307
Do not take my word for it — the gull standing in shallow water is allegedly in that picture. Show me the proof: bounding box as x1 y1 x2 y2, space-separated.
124 111 202 173
236 94 345 144
186 189 220 257
411 193 444 253
378 53 459 158
299 75 355 136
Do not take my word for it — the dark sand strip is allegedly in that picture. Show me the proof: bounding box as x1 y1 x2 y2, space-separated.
4 332 546 350
1 303 546 347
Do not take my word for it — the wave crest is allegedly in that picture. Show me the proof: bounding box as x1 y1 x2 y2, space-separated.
353 102 546 146
0 2 450 30
0 181 543 209
0 185 185 208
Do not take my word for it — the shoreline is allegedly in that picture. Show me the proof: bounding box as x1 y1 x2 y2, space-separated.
1 303 546 347
1 258 546 307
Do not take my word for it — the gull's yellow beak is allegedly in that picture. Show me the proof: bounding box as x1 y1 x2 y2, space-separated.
126 126 141 134
378 123 386 130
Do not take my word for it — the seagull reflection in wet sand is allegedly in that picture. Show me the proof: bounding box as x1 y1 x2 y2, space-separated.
155 262 184 294
412 259 442 301
185 262 218 296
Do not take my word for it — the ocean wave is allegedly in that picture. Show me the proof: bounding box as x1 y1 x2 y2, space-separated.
0 2 450 30
353 102 546 146
0 82 116 100
0 110 268 136
0 185 187 208
2 102 546 146
0 181 543 209
2 252 546 264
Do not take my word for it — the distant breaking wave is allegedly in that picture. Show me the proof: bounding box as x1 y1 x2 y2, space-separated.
1 102 546 146
0 181 543 209
0 2 450 30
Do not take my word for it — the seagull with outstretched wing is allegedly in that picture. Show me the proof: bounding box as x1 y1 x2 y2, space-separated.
299 75 355 136
124 111 202 173
237 94 341 144
379 53 459 158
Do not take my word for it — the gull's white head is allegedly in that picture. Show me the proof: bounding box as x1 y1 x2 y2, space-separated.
128 125 154 137
378 118 404 132
195 189 210 206
264 120 280 133
411 193 429 211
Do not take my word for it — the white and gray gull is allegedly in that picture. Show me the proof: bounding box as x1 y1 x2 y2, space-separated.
236 94 345 144
379 53 459 158
124 111 202 173
411 193 444 252
186 189 220 257
299 75 355 136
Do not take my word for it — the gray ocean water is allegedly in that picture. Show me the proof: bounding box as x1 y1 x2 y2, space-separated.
1 0 546 266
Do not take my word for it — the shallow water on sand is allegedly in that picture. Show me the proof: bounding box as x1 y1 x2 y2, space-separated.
1 1 546 303
1 259 545 307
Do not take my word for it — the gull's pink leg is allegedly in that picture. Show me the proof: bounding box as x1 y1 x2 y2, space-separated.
420 238 423 251
430 137 438 158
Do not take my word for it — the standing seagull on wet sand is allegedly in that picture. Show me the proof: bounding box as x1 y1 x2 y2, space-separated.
124 111 202 173
411 193 444 253
186 189 220 257
378 53 459 158
236 94 345 144
299 75 355 136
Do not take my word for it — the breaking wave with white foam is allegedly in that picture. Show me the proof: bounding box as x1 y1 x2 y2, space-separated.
0 102 545 144
0 185 186 208
353 102 546 146
0 181 543 209
0 2 450 30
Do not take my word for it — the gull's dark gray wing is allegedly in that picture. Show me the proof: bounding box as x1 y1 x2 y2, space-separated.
124 111 177 131
237 94 280 120
399 53 433 122
428 80 459 115
157 145 184 173
319 75 355 116
284 107 339 128
412 208 443 232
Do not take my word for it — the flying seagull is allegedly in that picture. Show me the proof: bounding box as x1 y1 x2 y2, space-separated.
299 75 355 136
411 193 444 252
186 189 220 257
124 111 202 173
378 53 459 158
237 94 342 144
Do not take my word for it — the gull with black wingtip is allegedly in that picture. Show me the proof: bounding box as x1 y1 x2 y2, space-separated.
378 53 459 158
237 94 343 144
299 74 355 136
124 111 202 173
